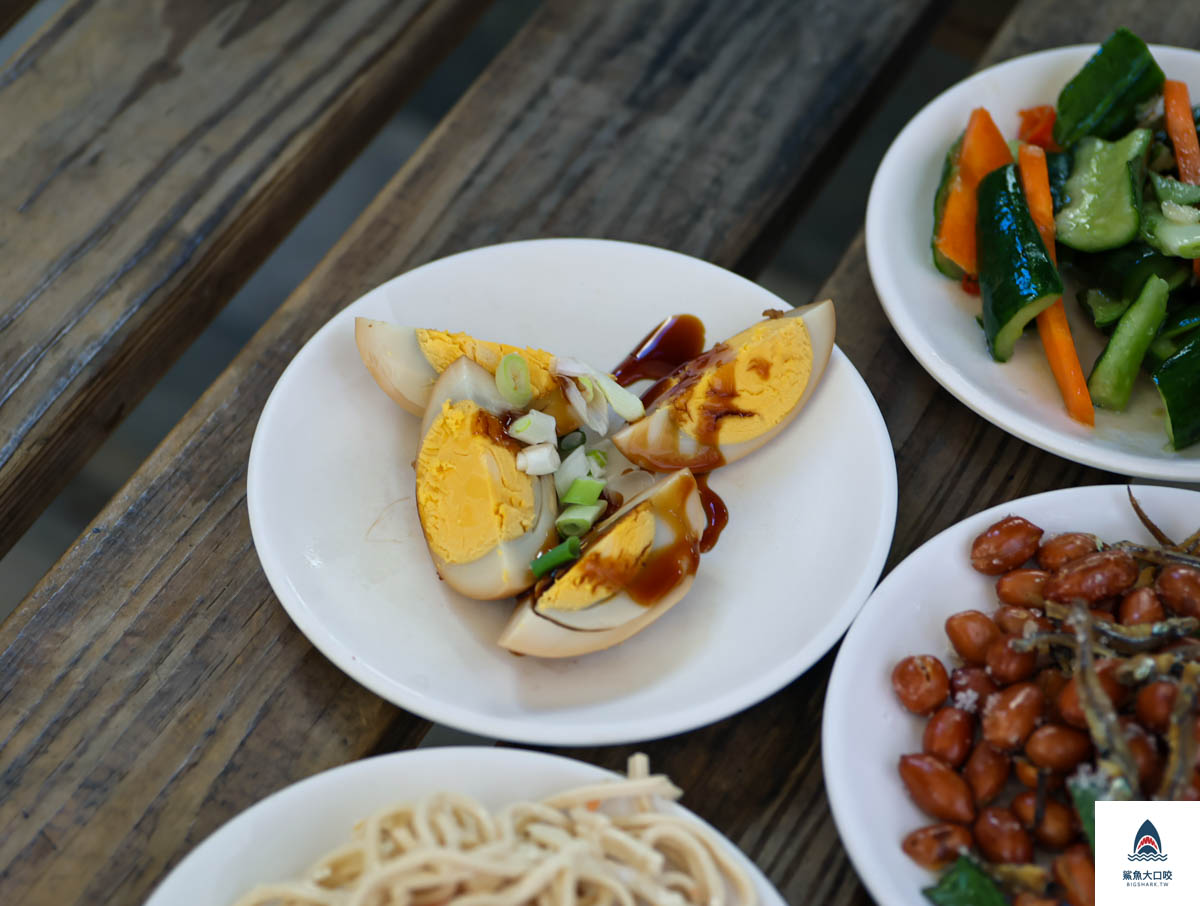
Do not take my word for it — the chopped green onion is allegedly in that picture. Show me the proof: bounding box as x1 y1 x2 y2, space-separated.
554 445 590 500
556 503 606 537
515 442 560 475
595 373 645 422
495 353 533 408
576 375 596 401
506 408 556 445
586 449 607 477
562 476 606 506
558 430 586 454
530 536 582 578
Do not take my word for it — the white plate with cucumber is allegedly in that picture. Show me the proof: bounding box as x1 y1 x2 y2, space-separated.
867 35 1200 482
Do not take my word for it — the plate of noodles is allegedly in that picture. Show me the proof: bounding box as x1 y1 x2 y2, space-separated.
247 239 897 745
145 747 784 906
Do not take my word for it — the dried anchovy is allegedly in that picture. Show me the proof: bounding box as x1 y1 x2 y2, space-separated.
1070 604 1141 797
1127 487 1177 547
1010 631 1118 660
1157 662 1200 800
986 861 1052 895
1114 647 1200 684
1041 602 1199 653
1182 524 1200 554
1111 541 1200 569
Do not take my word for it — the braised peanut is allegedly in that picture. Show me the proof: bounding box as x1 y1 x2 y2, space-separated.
1025 724 1091 772
944 611 1000 665
950 667 998 713
1013 756 1063 791
995 568 1049 607
1135 680 1177 734
892 655 949 715
1155 564 1200 619
1011 791 1078 849
982 682 1043 751
1122 719 1162 793
1044 549 1138 603
973 806 1033 863
1036 532 1098 570
994 605 1052 636
985 635 1038 684
1119 587 1165 625
898 753 975 823
1014 894 1059 906
900 823 973 870
1058 660 1128 728
1054 843 1095 906
923 707 974 768
1036 668 1068 723
963 741 1010 806
971 516 1043 575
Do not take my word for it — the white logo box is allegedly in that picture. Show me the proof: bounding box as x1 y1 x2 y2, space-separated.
1096 801 1200 905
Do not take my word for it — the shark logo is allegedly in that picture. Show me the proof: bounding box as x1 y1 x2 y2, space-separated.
1128 819 1168 862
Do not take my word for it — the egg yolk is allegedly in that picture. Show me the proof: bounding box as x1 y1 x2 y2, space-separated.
658 316 811 446
416 400 536 564
416 330 558 399
537 504 656 612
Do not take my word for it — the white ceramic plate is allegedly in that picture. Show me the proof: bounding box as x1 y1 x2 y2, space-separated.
866 45 1200 481
823 483 1200 906
247 239 896 745
144 747 786 906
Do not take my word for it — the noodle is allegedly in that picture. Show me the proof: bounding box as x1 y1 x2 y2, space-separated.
231 756 756 906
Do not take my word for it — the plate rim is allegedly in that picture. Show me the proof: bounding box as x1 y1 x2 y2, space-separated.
865 43 1200 481
144 745 787 906
821 482 1200 906
247 237 898 745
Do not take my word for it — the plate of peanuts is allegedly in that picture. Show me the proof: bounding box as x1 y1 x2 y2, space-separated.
823 483 1200 906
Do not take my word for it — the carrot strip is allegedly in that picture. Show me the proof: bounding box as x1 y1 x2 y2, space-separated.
1165 80 1200 182
1017 143 1095 427
1018 105 1059 151
935 108 1013 275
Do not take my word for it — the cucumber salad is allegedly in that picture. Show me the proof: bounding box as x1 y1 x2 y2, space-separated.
931 28 1200 452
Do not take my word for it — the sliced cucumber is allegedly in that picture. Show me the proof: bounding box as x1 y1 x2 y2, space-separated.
1078 288 1131 330
1054 28 1165 146
1055 129 1151 252
976 165 1064 362
1153 336 1200 449
932 133 965 279
1068 241 1191 301
1088 275 1169 411
1047 149 1073 213
1150 171 1200 206
1140 200 1200 257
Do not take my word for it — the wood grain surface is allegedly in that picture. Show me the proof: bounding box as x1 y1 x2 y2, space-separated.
0 0 491 562
0 0 940 902
560 4 1200 904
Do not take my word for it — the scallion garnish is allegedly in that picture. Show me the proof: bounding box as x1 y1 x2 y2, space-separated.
530 536 582 578
554 445 590 500
556 503 606 537
559 429 586 454
515 442 560 475
562 476 606 506
495 352 533 408
585 449 607 477
594 373 645 422
507 408 556 445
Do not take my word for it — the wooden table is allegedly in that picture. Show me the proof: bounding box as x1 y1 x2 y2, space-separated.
2 1 1196 903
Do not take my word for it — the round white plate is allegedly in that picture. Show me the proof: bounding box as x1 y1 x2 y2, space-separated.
823 483 1200 906
247 239 896 745
866 45 1200 481
144 747 786 906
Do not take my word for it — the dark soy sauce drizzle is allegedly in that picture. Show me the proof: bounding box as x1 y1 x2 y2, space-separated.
611 314 705 388
610 314 730 552
694 474 728 553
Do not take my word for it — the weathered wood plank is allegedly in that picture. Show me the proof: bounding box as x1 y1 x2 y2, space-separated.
560 4 1200 904
0 0 491 561
0 0 940 902
0 1 39 44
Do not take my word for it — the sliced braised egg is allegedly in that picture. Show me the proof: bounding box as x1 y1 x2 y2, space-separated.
611 299 835 472
498 469 705 658
415 358 558 599
356 319 578 431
